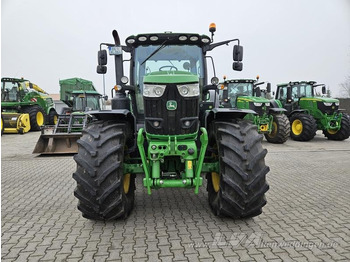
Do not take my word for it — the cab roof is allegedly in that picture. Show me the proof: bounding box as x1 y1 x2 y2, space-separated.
1 77 28 82
224 79 255 84
277 81 317 87
125 32 211 47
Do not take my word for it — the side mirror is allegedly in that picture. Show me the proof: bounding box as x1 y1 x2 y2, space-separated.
98 50 107 65
97 65 107 74
322 85 326 94
266 83 271 93
233 45 243 61
232 62 243 71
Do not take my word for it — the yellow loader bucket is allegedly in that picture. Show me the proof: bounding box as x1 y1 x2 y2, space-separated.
32 131 82 154
2 113 31 134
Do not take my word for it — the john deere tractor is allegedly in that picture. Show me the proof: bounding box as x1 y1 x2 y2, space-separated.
276 81 350 141
1 77 57 133
219 78 290 143
73 24 270 220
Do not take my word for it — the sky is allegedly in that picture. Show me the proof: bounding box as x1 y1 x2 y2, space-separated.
1 0 350 97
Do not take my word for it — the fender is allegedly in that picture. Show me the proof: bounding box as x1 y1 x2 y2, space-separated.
289 109 308 117
268 108 287 113
88 109 136 140
204 107 257 128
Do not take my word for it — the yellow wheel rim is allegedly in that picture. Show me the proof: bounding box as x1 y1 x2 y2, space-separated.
36 111 44 126
292 119 303 135
269 121 278 137
53 115 58 125
123 173 131 194
1 117 3 132
211 172 220 193
327 129 338 135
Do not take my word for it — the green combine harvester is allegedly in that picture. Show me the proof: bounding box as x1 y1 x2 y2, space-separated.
219 78 290 144
72 24 270 220
275 81 350 141
1 77 57 134
33 78 103 154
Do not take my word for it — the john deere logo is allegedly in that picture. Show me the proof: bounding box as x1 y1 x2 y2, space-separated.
166 100 177 110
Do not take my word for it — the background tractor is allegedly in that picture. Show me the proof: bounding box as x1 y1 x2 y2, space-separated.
33 78 104 154
276 81 350 141
72 24 270 220
219 78 290 143
1 77 57 133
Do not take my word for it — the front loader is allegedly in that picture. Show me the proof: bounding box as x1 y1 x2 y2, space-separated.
276 81 350 141
73 24 270 220
33 78 103 154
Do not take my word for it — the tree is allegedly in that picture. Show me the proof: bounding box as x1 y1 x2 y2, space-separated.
340 75 350 98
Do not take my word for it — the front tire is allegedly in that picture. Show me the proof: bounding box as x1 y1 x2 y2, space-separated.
22 106 46 131
323 115 350 141
48 109 58 125
73 120 135 220
264 114 290 144
207 120 270 218
290 113 317 141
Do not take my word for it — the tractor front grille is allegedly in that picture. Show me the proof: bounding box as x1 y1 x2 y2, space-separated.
249 103 270 116
317 102 338 115
143 84 199 135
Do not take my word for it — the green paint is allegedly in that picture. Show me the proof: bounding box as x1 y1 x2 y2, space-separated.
144 71 199 84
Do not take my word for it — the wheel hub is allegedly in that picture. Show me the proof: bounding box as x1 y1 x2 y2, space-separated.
292 119 303 135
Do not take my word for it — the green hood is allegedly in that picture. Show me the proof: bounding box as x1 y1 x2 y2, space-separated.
143 71 198 84
237 96 270 103
300 97 339 103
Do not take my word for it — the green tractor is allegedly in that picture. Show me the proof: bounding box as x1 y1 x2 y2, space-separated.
276 81 350 141
73 24 270 220
219 78 290 143
33 78 104 154
1 77 58 133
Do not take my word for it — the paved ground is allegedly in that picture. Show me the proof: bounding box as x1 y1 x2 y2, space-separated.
1 131 350 261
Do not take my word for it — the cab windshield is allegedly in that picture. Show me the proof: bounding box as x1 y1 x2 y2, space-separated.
133 45 204 114
73 94 100 111
227 82 254 107
1 81 27 102
291 84 313 100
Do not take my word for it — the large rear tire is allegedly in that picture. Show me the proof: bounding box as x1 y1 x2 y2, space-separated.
22 106 46 131
207 120 270 218
264 114 290 144
323 115 350 141
73 120 135 220
290 113 317 141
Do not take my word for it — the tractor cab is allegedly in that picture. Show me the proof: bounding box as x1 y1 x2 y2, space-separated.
71 91 102 112
220 79 271 114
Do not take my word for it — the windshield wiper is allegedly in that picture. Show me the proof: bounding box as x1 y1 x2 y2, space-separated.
141 39 168 65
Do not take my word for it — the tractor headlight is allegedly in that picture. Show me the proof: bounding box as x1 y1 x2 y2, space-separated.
143 84 166 97
335 102 339 106
177 83 199 97
323 102 333 106
254 102 263 107
265 102 270 106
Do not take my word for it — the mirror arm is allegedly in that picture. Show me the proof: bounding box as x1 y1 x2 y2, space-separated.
204 39 240 52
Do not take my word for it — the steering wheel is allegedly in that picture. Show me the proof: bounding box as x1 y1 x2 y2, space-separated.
159 65 178 71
